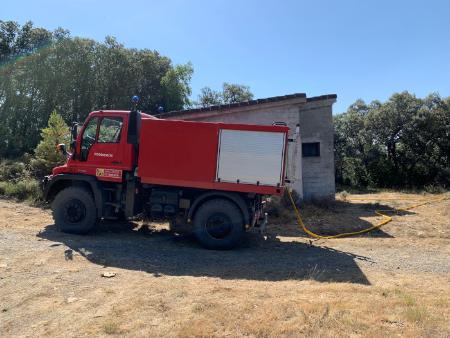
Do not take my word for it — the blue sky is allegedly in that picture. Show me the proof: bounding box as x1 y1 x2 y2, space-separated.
3 0 450 113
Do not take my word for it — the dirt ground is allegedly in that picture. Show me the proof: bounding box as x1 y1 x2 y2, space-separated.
0 192 449 337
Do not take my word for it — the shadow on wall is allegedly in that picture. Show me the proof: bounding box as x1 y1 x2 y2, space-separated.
38 221 371 285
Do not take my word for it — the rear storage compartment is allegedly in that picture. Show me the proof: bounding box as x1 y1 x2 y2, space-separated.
138 118 288 195
216 129 286 187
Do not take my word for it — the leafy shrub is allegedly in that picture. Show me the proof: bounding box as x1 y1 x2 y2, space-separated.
30 111 70 178
337 190 349 201
281 189 301 208
0 178 41 201
0 112 68 203
0 160 27 181
424 185 446 194
265 189 301 223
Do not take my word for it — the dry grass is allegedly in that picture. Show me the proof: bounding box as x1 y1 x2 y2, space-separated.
103 320 121 335
270 191 450 240
71 275 447 337
0 193 449 337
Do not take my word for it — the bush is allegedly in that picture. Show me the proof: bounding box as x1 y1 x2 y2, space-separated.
30 110 69 178
0 112 68 202
337 190 349 201
423 184 446 194
0 160 27 181
265 189 301 223
281 189 301 208
0 178 41 201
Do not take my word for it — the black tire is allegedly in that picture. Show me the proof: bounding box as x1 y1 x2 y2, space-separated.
52 187 98 234
193 199 244 250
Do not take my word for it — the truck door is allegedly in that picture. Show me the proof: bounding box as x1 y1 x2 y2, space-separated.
79 116 126 182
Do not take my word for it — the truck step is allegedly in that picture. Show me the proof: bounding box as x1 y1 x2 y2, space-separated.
252 213 268 234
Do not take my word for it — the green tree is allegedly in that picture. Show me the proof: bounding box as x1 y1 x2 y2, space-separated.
334 91 450 189
30 111 70 177
0 20 53 156
366 92 422 184
196 83 254 107
0 21 194 157
221 82 253 104
160 62 194 111
197 86 222 107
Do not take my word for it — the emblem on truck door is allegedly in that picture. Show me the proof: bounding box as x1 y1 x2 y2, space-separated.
94 152 113 158
96 168 122 179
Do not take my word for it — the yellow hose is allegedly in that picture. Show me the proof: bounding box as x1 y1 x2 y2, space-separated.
286 189 448 239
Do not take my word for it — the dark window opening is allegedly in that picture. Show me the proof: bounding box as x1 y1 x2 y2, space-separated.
302 142 320 157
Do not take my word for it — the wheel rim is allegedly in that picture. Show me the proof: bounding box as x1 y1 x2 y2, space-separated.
63 199 87 223
205 213 233 239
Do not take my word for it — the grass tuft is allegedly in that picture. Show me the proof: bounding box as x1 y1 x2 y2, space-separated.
337 190 349 201
405 306 428 324
402 294 416 307
103 321 120 335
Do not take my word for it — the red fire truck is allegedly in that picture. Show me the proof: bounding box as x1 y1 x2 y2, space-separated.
43 101 290 249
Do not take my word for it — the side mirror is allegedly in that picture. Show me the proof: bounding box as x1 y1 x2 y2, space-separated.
70 122 79 159
56 143 68 157
71 122 78 140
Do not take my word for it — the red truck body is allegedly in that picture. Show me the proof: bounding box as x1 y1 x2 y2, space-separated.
138 118 287 195
44 109 291 249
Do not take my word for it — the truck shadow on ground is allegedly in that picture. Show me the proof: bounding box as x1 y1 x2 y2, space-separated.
38 220 374 285
269 200 414 238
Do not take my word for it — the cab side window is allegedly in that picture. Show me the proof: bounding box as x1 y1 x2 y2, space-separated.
98 117 123 143
81 117 99 161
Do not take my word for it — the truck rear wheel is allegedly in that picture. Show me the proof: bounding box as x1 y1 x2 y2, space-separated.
193 199 244 250
52 187 98 234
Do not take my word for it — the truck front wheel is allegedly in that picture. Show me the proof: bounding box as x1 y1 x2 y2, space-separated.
52 187 98 234
193 199 244 250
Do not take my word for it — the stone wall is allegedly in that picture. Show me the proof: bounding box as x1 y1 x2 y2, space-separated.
298 99 336 199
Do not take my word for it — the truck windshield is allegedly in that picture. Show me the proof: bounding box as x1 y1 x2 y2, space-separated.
81 117 99 160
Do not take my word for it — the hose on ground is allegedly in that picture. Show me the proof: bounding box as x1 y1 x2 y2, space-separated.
286 189 448 239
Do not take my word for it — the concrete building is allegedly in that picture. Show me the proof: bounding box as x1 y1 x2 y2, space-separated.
158 93 337 200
